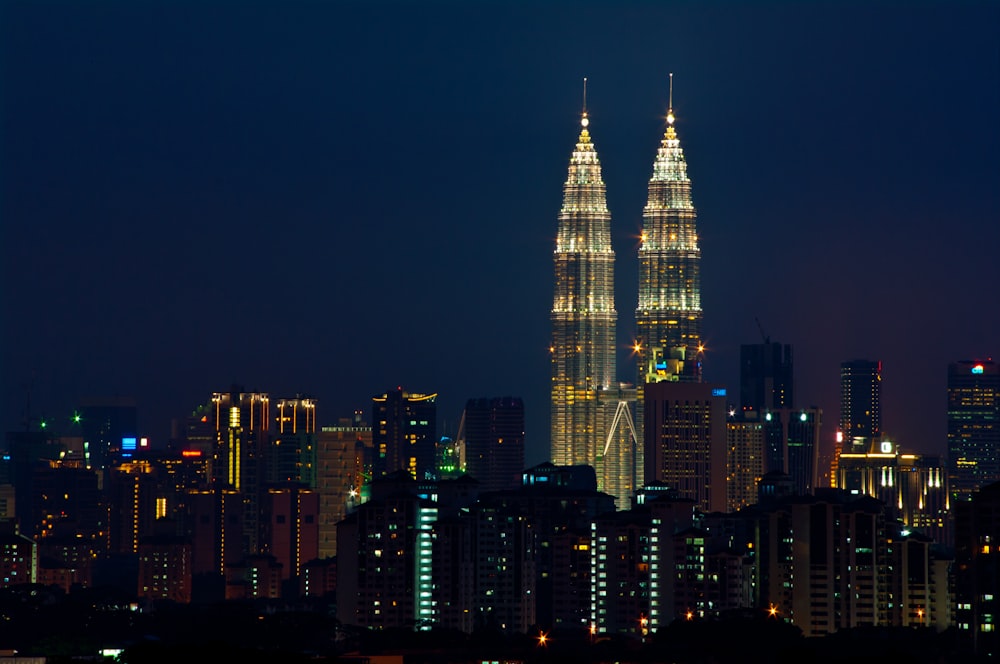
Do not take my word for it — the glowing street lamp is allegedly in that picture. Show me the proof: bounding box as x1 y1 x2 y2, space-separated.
768 604 779 619
537 631 548 647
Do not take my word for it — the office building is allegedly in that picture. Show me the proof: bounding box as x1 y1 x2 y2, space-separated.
948 359 1000 499
463 396 525 493
643 381 727 513
261 486 319 582
372 388 437 480
836 438 951 544
726 416 765 512
269 396 317 486
756 408 822 496
550 96 617 469
635 76 703 385
316 416 371 558
210 387 271 555
183 489 245 577
839 360 882 450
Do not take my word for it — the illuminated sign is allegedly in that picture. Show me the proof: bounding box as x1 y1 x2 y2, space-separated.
711 388 727 397
881 441 893 454
973 365 985 374
140 437 149 448
181 450 202 458
122 437 137 451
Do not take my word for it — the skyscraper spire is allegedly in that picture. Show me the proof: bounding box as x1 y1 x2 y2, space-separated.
551 83 617 467
636 74 703 385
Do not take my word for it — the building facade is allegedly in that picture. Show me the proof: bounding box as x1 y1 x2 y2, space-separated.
372 388 437 480
643 381 727 513
739 341 793 414
463 396 525 493
316 416 370 559
948 359 1000 500
839 360 882 450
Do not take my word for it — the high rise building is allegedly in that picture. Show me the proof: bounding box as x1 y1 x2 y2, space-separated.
839 360 882 450
832 359 882 482
210 387 270 555
726 416 765 512
462 397 525 493
752 490 891 637
137 535 192 604
372 388 437 480
261 486 319 581
948 359 1000 500
550 93 617 468
635 76 703 386
955 481 1000 655
270 397 317 486
739 340 793 413
643 381 727 513
316 414 370 558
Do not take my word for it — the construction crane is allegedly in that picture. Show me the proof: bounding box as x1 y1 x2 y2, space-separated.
755 317 770 345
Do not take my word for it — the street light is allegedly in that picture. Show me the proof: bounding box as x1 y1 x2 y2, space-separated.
768 604 779 618
537 631 548 647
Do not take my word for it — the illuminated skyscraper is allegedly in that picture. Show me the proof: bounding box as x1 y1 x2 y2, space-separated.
636 75 703 386
839 360 882 445
948 359 999 499
550 88 617 467
210 387 270 555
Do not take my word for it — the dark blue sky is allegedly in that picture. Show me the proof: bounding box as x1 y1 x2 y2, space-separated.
3 1 998 465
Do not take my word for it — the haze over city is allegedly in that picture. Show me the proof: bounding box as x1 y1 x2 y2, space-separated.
3 1 998 464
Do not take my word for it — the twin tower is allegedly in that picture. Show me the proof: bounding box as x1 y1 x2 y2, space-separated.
550 77 703 503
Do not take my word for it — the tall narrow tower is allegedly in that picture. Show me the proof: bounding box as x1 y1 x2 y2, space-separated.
550 83 617 467
636 75 703 385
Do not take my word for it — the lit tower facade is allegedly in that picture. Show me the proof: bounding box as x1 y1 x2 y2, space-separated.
550 87 617 467
948 359 1000 499
636 75 703 386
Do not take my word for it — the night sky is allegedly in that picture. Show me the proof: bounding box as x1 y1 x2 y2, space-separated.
2 1 998 466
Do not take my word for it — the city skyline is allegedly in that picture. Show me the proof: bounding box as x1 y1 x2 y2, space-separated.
2 2 998 466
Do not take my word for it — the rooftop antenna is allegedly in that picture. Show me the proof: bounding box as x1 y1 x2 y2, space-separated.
581 77 589 127
667 72 675 126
